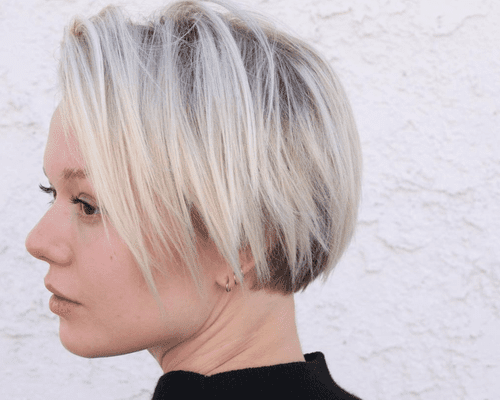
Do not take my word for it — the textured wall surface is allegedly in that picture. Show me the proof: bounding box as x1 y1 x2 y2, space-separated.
1 0 499 399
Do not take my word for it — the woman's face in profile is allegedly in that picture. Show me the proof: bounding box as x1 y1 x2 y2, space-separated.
25 108 216 359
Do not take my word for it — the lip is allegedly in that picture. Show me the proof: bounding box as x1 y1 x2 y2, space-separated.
45 282 81 305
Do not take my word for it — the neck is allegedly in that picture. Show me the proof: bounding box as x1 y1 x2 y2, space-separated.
149 290 305 376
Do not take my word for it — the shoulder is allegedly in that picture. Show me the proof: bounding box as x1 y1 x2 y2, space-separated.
298 352 362 400
152 351 362 400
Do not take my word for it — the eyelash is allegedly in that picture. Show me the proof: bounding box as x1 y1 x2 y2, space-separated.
38 184 101 220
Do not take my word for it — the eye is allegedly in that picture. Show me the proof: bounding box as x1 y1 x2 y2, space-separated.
39 183 101 220
70 196 101 216
39 183 56 204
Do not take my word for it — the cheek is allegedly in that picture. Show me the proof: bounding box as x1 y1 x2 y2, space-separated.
64 221 216 356
77 234 146 308
61 244 164 357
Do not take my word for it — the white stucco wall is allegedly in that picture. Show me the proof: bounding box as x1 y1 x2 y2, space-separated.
1 0 499 399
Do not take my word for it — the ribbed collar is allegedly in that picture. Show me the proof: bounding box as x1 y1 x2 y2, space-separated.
152 351 361 400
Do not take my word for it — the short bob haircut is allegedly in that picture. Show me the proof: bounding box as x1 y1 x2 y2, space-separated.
57 0 362 307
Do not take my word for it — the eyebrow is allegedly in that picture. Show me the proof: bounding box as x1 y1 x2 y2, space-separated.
43 167 89 182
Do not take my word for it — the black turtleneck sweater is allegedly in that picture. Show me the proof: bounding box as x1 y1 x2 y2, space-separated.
152 351 362 399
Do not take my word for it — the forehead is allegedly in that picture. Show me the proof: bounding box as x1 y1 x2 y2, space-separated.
43 107 86 177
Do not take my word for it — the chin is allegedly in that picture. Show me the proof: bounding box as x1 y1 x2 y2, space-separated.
58 322 112 358
59 333 110 358
58 321 149 358
61 342 106 358
60 336 141 358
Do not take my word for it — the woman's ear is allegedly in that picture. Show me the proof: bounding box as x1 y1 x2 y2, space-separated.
212 243 255 291
212 225 278 291
238 243 256 276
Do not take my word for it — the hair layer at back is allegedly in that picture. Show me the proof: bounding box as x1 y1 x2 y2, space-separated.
57 0 362 309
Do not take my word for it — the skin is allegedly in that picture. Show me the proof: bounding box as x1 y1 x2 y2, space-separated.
25 107 305 376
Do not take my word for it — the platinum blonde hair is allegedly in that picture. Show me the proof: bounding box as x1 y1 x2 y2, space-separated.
57 0 362 307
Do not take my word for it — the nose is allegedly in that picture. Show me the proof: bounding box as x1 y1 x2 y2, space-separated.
25 206 72 265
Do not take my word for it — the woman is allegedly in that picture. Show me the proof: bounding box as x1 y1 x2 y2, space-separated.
25 0 362 398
